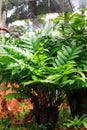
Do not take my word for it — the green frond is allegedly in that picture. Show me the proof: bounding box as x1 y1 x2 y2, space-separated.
18 38 34 53
53 43 82 67
3 45 32 60
20 37 41 53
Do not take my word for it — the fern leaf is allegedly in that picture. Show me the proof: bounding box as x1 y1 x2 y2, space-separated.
53 44 82 67
3 45 32 60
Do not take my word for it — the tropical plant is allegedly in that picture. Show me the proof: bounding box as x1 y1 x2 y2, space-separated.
0 35 85 94
54 9 87 117
0 37 85 130
0 10 87 128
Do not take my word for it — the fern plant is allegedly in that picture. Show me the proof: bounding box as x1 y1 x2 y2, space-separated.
0 10 87 128
0 38 85 130
53 9 87 117
0 10 87 94
0 35 86 95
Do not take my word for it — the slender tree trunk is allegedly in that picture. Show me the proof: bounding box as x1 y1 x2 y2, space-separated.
28 0 37 18
0 0 7 37
0 0 2 25
2 11 6 26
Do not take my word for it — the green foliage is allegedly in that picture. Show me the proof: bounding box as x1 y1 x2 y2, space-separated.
0 10 87 96
65 115 87 129
58 105 87 129
58 104 71 129
53 41 83 66
0 116 11 130
5 93 20 100
0 9 87 130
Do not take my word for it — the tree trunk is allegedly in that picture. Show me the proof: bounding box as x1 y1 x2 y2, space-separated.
66 88 87 117
0 0 7 37
0 0 2 25
28 0 37 18
31 91 62 130
2 11 6 26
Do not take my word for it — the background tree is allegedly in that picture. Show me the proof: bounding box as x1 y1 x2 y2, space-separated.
0 0 3 25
